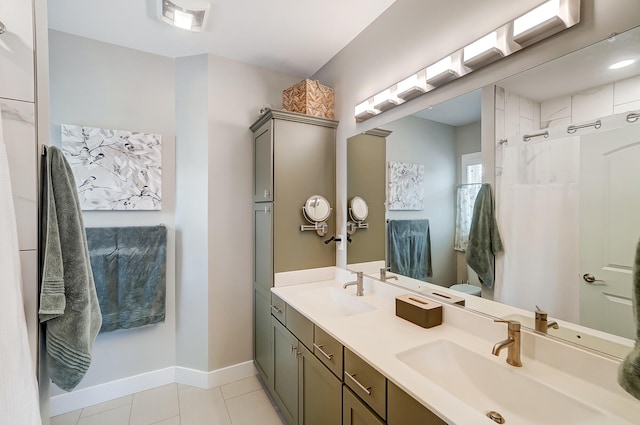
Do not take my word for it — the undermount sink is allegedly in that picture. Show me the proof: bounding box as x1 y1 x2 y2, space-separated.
396 340 605 424
299 286 376 317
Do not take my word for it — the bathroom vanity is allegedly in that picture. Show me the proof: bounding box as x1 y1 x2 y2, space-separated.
267 268 639 425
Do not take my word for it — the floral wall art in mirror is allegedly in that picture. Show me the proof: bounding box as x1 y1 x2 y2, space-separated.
61 124 162 210
388 160 424 211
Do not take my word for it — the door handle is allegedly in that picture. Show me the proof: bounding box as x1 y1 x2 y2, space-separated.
583 274 606 285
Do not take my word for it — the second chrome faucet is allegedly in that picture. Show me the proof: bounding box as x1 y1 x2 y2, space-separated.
492 319 523 367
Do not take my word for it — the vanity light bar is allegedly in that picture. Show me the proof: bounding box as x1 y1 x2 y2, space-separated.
353 0 580 123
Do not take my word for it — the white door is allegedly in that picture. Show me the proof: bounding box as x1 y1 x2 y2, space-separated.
580 124 640 339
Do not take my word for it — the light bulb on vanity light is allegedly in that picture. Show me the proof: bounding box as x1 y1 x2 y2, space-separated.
354 100 380 122
512 0 575 47
396 71 428 101
373 89 403 112
463 31 505 69
426 56 459 87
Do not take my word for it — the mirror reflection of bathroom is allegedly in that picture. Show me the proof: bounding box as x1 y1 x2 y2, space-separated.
347 89 484 297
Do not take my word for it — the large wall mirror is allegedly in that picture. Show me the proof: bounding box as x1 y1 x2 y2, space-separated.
347 25 640 359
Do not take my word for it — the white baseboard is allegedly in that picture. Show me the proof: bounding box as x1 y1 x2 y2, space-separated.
175 360 257 388
50 361 257 417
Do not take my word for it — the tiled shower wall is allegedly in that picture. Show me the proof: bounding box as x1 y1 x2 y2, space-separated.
0 0 39 369
540 74 640 128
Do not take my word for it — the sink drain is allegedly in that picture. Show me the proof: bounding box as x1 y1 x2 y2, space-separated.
486 411 506 424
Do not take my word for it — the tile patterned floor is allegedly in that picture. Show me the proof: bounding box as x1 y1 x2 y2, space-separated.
50 376 286 425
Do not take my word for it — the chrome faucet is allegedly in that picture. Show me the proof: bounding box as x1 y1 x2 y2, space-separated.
379 267 398 282
492 319 523 367
534 307 559 333
343 271 364 296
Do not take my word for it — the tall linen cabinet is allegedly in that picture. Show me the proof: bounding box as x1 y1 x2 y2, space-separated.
250 109 337 407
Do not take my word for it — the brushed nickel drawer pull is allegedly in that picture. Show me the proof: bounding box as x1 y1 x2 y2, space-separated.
271 305 283 314
313 343 333 360
345 371 371 396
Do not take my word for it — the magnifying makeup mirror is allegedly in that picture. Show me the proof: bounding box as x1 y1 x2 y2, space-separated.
301 195 332 236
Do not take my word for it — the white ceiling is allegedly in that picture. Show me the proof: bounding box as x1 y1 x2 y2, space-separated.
498 26 640 102
47 0 396 77
413 89 482 127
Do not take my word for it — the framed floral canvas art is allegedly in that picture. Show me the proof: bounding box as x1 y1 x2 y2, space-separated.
61 124 162 210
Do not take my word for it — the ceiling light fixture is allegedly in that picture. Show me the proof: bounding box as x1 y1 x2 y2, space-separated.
159 0 211 32
609 59 635 70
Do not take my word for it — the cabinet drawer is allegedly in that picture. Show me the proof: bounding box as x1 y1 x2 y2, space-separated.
270 293 286 324
344 348 386 419
313 326 343 378
285 304 313 350
388 381 446 425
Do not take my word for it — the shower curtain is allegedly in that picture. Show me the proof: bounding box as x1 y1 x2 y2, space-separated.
0 117 41 423
495 136 580 322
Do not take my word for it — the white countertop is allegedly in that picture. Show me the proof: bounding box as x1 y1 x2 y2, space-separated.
272 268 640 425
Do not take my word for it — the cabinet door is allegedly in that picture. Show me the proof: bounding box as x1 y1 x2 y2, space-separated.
0 0 35 102
298 345 341 425
387 381 446 425
343 386 385 425
273 318 299 425
254 203 273 290
254 285 273 389
254 123 273 202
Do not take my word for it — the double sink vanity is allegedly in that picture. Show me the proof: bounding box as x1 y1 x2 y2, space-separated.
268 267 639 425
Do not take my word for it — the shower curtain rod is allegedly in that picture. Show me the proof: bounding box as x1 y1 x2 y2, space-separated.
567 119 601 134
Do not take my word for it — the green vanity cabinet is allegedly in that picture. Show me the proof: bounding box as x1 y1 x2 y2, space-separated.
343 386 385 425
273 318 300 425
299 344 342 425
251 109 338 391
387 381 446 425
272 312 342 425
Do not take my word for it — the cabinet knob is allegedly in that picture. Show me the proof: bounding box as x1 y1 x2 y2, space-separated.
0 21 6 35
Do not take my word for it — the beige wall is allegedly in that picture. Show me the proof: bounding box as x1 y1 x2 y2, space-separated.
312 0 640 268
205 54 301 370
